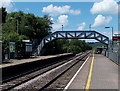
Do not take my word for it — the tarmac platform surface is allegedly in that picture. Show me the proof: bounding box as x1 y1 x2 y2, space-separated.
66 54 118 90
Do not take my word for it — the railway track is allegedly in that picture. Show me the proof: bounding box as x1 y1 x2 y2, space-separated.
1 51 91 90
2 53 74 83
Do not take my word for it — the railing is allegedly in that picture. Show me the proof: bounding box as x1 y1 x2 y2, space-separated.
105 46 120 64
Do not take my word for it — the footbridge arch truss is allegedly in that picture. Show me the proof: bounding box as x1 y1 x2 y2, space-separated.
37 31 109 55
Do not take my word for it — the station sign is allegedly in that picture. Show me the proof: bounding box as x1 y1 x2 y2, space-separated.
9 42 15 53
113 36 120 41
25 43 32 52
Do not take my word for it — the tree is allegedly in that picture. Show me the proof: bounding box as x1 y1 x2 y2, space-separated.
0 7 7 23
2 32 27 43
43 15 53 32
43 39 92 55
2 31 27 59
2 11 53 42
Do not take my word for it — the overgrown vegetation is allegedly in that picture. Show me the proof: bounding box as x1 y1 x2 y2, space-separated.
1 8 52 44
44 39 92 55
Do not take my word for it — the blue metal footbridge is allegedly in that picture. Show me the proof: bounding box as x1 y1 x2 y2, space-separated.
35 31 109 55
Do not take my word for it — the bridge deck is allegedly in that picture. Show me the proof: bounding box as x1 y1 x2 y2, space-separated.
66 54 118 90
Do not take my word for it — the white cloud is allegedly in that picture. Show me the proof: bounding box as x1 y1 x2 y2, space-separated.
92 15 112 27
0 0 13 12
90 0 118 14
102 31 112 39
52 15 69 31
114 31 120 35
50 17 54 21
25 8 30 11
103 30 119 39
42 4 81 16
77 22 86 30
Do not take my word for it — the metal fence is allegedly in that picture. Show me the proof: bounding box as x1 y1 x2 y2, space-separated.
105 46 120 65
0 41 1 84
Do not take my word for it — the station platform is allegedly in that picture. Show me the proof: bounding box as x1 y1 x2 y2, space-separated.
65 54 118 90
1 53 72 68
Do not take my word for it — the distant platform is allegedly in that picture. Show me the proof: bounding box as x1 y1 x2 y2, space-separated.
1 53 73 68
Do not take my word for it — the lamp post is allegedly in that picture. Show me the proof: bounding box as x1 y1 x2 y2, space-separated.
16 19 19 35
10 17 19 35
105 26 113 46
89 24 91 31
62 25 63 31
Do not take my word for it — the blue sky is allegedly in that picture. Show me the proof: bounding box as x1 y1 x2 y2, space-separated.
2 0 119 42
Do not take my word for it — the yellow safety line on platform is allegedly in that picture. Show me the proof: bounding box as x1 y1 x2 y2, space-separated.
85 53 94 91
